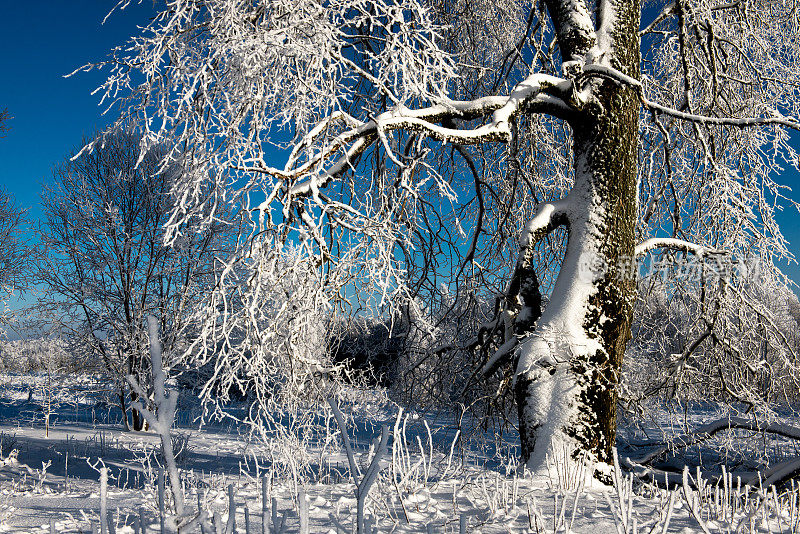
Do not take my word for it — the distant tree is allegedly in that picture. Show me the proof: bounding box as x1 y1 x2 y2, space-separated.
0 109 26 333
0 190 27 333
0 337 80 374
0 108 10 137
36 130 227 431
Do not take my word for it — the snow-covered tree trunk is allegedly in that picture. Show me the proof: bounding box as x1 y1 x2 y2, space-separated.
514 0 639 473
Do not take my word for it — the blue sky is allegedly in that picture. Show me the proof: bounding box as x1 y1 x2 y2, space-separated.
0 1 799 292
0 1 156 218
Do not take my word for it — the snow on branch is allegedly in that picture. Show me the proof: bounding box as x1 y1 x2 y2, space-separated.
519 201 569 249
477 201 566 378
750 457 800 489
242 74 573 185
580 64 800 130
327 398 389 534
639 1 675 36
479 338 520 377
643 100 800 130
635 238 727 259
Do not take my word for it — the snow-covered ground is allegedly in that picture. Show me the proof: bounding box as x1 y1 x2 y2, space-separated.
0 374 797 533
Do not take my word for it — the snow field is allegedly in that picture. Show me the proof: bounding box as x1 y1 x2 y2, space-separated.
0 375 798 532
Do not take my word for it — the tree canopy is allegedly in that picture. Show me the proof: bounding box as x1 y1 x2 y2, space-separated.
88 0 800 472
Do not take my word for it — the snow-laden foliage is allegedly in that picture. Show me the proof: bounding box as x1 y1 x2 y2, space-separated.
88 0 458 241
89 0 800 469
0 338 80 374
639 0 800 271
190 241 332 412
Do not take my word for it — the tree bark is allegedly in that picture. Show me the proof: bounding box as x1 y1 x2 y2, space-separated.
127 345 146 431
514 0 640 476
119 387 131 432
131 389 144 431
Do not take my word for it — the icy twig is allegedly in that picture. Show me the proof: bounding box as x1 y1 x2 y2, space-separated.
327 398 389 534
681 466 713 534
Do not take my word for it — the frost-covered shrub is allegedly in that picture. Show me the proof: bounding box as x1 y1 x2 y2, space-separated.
626 273 800 412
0 337 90 374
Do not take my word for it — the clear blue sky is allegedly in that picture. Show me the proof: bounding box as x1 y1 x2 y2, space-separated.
0 1 799 287
0 1 156 219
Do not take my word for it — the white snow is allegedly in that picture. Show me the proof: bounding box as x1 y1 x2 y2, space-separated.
0 374 796 532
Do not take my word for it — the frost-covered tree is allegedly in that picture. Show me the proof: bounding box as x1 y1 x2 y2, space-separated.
0 111 27 331
0 192 28 333
627 271 800 411
90 0 800 473
36 130 227 431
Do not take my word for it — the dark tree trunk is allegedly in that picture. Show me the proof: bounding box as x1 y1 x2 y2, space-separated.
131 389 144 431
119 386 131 432
127 346 146 431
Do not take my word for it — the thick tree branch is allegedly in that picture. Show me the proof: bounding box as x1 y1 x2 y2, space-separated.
480 338 520 377
543 0 598 62
639 1 675 36
643 101 800 130
627 416 800 466
241 74 574 187
480 201 567 378
519 201 569 249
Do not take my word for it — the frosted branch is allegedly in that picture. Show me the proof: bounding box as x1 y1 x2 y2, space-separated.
581 64 800 130
479 338 519 377
643 101 800 130
244 74 573 186
519 201 568 249
628 416 800 469
126 316 185 518
543 0 598 61
635 238 727 258
476 202 565 377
